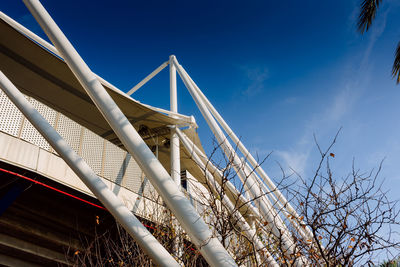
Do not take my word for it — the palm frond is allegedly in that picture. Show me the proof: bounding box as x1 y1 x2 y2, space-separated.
357 0 382 33
392 41 400 84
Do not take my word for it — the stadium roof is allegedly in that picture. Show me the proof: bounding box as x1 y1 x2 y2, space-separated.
0 14 206 177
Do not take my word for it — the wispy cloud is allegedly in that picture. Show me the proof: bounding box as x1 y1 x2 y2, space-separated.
328 5 388 120
275 150 310 175
360 9 389 69
239 65 269 97
282 96 298 105
275 7 389 178
327 83 359 121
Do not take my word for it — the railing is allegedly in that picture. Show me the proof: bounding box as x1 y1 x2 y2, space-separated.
0 89 158 200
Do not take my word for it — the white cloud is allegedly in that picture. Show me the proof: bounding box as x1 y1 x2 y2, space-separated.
239 65 269 97
275 9 388 178
282 96 298 105
275 149 310 176
327 83 360 121
360 8 389 70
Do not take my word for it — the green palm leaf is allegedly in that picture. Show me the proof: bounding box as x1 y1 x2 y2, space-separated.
392 42 400 84
357 0 382 33
358 0 400 85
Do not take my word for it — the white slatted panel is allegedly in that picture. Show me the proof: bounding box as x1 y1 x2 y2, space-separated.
80 128 104 175
123 154 143 192
0 91 148 197
103 141 126 183
56 113 82 154
0 90 24 137
20 98 57 150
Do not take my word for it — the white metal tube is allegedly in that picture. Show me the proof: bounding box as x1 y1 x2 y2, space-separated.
22 1 237 266
170 55 177 115
126 61 169 95
178 63 309 265
244 162 312 242
188 74 316 248
173 60 301 259
177 129 262 220
176 128 279 267
239 156 299 251
0 71 179 267
241 163 308 266
176 111 306 266
169 54 182 262
169 55 180 188
187 74 314 241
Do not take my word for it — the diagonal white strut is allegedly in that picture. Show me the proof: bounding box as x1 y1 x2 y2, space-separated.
187 73 315 242
180 61 322 257
176 128 279 267
0 71 180 267
183 66 318 250
126 61 169 95
173 58 307 264
177 133 285 255
243 161 312 241
176 127 262 219
22 1 237 266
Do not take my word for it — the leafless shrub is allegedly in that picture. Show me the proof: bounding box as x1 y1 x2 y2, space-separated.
67 131 400 267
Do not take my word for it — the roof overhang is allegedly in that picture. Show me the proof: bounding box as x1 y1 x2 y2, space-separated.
0 12 254 223
0 15 194 146
0 14 204 175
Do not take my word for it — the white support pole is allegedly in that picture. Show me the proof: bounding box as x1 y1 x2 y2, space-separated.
22 1 237 266
186 74 315 241
176 128 279 267
169 54 182 262
240 164 310 266
0 71 179 267
187 73 317 248
177 128 262 220
126 61 169 95
173 59 303 262
244 162 312 242
169 55 180 188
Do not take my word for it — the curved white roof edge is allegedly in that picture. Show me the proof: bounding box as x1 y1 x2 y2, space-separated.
0 11 196 128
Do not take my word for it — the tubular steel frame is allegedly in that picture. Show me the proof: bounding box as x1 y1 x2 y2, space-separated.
0 1 319 265
21 1 237 266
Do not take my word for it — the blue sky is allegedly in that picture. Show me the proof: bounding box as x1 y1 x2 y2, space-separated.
3 0 400 200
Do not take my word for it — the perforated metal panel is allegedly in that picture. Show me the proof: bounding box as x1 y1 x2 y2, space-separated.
0 90 24 137
20 98 57 150
56 113 82 154
123 154 143 193
80 128 104 175
103 141 127 183
0 91 151 197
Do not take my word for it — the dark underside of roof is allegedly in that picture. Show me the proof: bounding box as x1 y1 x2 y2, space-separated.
0 161 208 267
0 161 115 266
